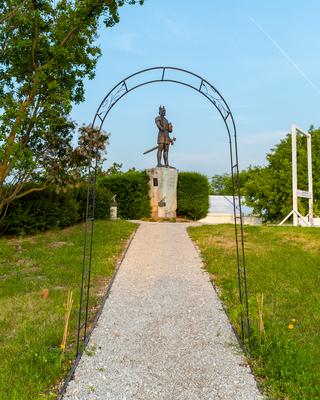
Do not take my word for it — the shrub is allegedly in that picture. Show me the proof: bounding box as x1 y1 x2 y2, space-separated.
177 172 209 220
73 183 113 221
99 171 151 219
2 187 79 235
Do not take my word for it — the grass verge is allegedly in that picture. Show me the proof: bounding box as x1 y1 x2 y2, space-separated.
188 224 320 400
0 220 137 400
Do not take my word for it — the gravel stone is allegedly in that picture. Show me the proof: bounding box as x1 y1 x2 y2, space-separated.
63 222 262 400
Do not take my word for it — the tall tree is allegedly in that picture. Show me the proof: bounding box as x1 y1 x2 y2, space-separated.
244 126 320 221
210 171 250 196
0 0 143 215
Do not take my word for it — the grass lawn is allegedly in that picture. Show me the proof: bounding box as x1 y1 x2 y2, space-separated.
0 220 137 400
188 224 320 400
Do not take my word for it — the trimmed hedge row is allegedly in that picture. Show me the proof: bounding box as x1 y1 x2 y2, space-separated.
73 184 112 221
2 184 113 235
2 188 79 235
98 170 209 221
1 170 209 235
177 172 209 220
99 171 151 220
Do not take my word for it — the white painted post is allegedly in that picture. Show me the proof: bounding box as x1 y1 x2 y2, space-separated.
307 133 313 225
279 124 313 227
292 125 298 226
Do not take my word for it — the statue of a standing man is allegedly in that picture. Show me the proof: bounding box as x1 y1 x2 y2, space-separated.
155 106 175 167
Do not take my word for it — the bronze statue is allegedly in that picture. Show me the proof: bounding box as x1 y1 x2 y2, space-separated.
143 106 176 167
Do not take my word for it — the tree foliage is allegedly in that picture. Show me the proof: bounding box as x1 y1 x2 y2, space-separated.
105 162 124 175
212 126 320 222
0 0 143 214
244 127 320 221
0 123 109 221
210 173 232 195
210 171 249 196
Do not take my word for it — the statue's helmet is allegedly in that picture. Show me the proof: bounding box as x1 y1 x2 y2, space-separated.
159 105 166 114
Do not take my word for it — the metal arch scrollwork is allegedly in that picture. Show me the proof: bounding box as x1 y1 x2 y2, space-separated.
93 67 235 135
77 67 250 365
96 81 128 124
200 81 230 120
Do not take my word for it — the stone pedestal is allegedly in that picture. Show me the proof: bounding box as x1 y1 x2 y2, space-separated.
146 167 178 219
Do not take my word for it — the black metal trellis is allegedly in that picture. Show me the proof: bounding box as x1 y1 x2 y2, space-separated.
76 66 250 356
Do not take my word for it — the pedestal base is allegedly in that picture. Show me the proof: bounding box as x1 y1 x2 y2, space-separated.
146 167 178 219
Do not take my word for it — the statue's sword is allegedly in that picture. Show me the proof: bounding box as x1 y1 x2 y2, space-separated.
143 137 176 155
143 145 159 155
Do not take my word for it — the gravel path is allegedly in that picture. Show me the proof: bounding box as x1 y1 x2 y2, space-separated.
63 222 262 400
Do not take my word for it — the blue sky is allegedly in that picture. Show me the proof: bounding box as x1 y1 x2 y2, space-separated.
71 0 320 176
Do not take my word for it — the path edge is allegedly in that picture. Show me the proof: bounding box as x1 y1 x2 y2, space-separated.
58 223 140 399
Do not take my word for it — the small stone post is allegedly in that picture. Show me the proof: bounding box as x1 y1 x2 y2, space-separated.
110 195 117 220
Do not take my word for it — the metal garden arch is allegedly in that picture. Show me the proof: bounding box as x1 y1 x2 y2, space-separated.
77 66 250 354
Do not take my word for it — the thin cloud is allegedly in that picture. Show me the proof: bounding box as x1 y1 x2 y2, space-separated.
156 12 193 41
106 32 141 54
249 16 320 96
163 17 186 37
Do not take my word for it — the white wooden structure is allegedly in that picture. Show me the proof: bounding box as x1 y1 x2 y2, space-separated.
279 125 313 226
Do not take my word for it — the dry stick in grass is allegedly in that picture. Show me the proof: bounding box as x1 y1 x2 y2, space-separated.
256 293 264 336
60 289 73 352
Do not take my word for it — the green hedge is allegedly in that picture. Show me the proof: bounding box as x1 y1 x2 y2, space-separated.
177 172 209 220
99 171 151 219
1 183 113 235
2 187 79 235
1 170 208 235
73 184 113 221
